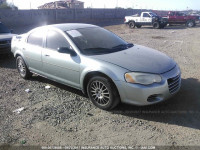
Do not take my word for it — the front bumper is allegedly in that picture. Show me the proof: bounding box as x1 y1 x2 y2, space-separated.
124 22 129 25
115 65 181 106
0 41 11 54
0 46 11 54
195 20 200 24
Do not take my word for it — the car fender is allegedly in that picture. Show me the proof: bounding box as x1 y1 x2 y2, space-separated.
80 65 123 90
13 50 30 68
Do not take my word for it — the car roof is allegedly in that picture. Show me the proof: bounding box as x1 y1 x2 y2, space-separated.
45 23 98 31
142 12 153 13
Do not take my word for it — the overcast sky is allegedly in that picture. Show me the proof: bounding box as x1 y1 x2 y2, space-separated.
6 0 200 10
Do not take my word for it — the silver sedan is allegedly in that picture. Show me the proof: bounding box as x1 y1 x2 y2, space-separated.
11 23 181 110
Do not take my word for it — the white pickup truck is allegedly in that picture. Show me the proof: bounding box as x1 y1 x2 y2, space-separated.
124 12 168 29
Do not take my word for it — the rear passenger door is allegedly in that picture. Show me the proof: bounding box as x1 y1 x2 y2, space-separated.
24 29 46 74
176 12 185 23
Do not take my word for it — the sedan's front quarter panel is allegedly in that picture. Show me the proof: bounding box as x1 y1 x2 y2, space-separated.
79 56 128 92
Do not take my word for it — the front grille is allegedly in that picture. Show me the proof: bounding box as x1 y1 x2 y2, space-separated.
0 40 11 45
167 74 181 94
0 45 11 54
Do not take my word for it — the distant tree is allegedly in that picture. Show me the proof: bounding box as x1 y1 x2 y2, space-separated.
0 2 18 10
115 7 123 9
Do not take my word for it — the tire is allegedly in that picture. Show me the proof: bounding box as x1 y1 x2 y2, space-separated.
87 76 120 110
153 22 160 29
129 21 135 29
160 25 165 29
16 56 32 79
136 25 142 28
186 20 195 28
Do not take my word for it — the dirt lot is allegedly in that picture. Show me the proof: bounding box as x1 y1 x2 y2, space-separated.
0 24 200 149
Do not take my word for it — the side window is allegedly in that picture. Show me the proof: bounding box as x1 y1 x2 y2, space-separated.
27 30 44 47
46 30 70 51
143 13 150 17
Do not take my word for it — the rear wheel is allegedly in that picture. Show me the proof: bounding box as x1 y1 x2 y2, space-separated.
87 76 120 110
186 20 195 27
16 56 32 79
153 22 160 29
129 21 135 29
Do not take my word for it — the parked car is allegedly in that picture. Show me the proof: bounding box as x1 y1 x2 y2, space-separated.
0 22 16 54
11 23 181 110
163 11 199 27
124 12 168 29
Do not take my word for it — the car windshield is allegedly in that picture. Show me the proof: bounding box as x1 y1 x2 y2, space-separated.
149 12 158 17
0 23 10 34
66 27 133 55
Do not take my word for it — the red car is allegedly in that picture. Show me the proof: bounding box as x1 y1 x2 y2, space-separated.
164 11 198 27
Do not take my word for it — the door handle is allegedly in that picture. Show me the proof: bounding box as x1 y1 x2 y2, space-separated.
22 48 26 50
45 54 50 57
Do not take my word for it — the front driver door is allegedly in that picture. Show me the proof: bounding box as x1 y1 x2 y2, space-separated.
42 30 80 89
142 13 152 25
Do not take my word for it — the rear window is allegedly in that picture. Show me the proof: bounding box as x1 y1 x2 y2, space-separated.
27 30 44 47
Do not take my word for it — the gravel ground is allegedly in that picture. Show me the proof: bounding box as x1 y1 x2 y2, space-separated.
0 24 200 149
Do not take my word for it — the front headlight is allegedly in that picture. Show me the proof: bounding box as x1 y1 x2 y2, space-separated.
125 72 162 85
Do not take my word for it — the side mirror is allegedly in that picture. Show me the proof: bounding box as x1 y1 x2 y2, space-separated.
57 47 76 56
10 29 14 33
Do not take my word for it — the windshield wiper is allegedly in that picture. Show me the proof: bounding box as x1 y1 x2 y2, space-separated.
83 47 113 55
112 43 134 50
83 47 110 51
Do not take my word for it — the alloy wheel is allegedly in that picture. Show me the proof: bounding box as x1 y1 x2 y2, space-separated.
90 81 110 106
188 21 194 27
17 59 26 76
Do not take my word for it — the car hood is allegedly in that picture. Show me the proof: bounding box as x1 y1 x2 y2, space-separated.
0 33 16 40
90 45 176 74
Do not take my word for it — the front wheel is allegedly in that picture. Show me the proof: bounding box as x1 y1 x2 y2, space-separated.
186 20 195 27
87 76 120 110
16 56 32 79
153 22 160 29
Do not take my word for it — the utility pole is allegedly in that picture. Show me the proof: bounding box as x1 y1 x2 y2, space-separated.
11 0 14 10
116 0 118 8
